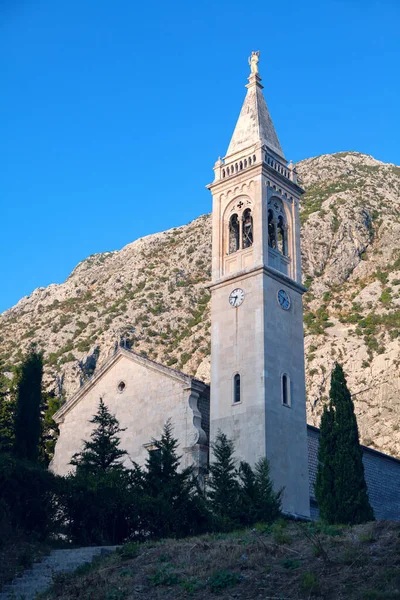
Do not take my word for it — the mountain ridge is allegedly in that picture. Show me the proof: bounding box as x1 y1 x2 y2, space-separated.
1 151 400 457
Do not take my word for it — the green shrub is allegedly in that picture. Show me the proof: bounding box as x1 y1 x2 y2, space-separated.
0 454 61 540
208 570 241 592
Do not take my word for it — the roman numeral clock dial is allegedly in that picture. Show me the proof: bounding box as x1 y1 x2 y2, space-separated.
229 288 245 307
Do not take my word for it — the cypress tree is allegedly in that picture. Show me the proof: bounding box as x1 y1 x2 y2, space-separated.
14 349 43 462
71 397 127 473
315 363 374 524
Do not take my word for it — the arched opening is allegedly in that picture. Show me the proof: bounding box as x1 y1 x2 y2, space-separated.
268 209 276 249
242 208 253 248
229 214 240 254
222 169 226 178
277 215 287 255
282 374 290 406
239 161 243 170
244 159 247 168
233 374 241 403
248 156 252 166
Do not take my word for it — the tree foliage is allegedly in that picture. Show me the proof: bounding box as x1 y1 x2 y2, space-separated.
70 397 127 474
208 430 241 530
140 420 210 539
315 363 374 524
208 430 281 529
40 391 61 466
14 349 43 463
240 457 282 524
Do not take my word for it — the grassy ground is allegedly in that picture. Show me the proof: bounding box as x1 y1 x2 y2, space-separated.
39 520 400 600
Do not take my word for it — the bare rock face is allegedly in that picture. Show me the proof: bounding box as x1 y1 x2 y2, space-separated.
1 152 400 457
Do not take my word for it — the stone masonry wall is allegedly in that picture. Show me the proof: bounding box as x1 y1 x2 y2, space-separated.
307 425 400 520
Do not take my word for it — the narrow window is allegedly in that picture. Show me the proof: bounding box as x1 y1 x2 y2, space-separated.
268 209 276 249
282 374 290 406
233 374 241 403
242 208 253 248
229 214 240 253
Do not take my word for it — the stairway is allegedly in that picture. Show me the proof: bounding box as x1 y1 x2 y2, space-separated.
0 546 117 600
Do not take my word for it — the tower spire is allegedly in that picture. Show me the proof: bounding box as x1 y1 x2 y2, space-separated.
225 51 286 162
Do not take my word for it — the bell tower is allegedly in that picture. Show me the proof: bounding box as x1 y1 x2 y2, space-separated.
208 52 310 518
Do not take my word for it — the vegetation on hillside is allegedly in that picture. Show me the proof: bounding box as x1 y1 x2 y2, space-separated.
41 520 400 600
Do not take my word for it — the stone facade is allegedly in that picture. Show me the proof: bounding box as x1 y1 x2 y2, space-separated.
51 348 209 476
307 425 400 520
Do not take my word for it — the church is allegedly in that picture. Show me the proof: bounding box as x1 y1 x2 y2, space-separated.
51 54 400 521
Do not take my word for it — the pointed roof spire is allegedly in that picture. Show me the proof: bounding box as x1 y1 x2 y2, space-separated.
225 52 286 161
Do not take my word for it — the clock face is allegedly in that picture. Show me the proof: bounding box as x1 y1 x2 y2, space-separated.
277 289 291 310
229 288 245 308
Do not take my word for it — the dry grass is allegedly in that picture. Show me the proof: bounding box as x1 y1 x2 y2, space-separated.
40 520 400 600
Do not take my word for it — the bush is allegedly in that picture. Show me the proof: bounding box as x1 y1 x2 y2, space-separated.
60 469 141 545
0 453 61 540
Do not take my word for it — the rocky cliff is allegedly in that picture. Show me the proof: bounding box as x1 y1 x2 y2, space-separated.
1 152 400 456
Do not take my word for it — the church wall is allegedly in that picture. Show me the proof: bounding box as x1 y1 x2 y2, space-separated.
51 355 205 476
307 425 400 520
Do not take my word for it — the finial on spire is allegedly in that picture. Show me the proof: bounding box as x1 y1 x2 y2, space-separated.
248 51 260 75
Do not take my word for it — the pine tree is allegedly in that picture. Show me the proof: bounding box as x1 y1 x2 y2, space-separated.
238 458 281 525
14 349 43 462
141 420 209 538
253 457 282 523
315 363 374 524
70 398 127 473
208 430 241 529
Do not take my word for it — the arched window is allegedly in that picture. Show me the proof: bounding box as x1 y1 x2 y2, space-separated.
222 169 226 178
239 161 243 170
229 214 240 254
282 374 290 407
268 209 276 249
277 215 287 255
233 374 241 403
242 208 253 248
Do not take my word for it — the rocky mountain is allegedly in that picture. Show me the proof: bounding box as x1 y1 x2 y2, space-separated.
1 152 400 456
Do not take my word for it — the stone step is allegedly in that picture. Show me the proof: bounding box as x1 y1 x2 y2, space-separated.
0 545 118 600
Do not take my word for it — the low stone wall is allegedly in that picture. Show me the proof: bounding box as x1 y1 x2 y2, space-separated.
307 425 400 520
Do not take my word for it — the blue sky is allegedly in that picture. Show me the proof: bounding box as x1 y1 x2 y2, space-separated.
1 0 399 314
